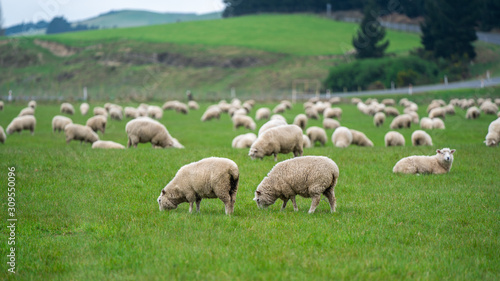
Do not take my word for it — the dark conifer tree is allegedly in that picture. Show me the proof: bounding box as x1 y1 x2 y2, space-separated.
352 0 389 58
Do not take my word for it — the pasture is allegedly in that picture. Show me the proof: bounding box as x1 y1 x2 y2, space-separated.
0 92 499 280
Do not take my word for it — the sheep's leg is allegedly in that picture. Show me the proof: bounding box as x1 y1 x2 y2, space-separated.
274 153 278 162
189 202 194 213
323 188 336 213
291 196 298 211
196 198 202 212
308 195 321 214
281 198 288 211
223 198 234 215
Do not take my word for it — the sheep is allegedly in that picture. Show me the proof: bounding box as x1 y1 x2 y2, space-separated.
201 106 221 121
218 100 231 113
329 97 341 104
93 106 108 117
270 114 287 123
232 115 256 130
411 130 433 146
466 107 480 119
188 100 199 110
109 107 123 121
420 117 433 130
171 138 185 149
231 98 242 108
255 108 271 120
302 135 312 148
157 157 239 215
323 118 340 130
86 115 107 134
480 101 499 115
382 98 396 106
384 107 400 117
374 112 386 127
162 100 180 110
432 118 445 129
92 140 125 149
232 133 257 148
80 103 89 115
28 100 37 109
306 126 327 146
305 106 319 119
253 156 339 213
104 103 122 112
52 115 73 133
273 103 287 114
137 104 148 117
426 101 442 113
331 126 352 148
429 107 445 120
0 101 4 111
242 101 253 112
293 114 308 130
280 100 292 110
495 98 500 106
124 107 138 119
0 126 5 144
349 129 374 147
444 104 455 115
393 148 456 174
6 115 36 135
147 106 163 120
408 111 420 124
18 107 35 116
324 107 342 120
484 118 500 147
64 124 99 144
357 102 369 115
60 103 75 115
351 97 362 104
258 119 287 136
390 114 412 129
314 102 329 114
175 102 189 114
126 117 174 148
249 125 303 161
384 131 405 147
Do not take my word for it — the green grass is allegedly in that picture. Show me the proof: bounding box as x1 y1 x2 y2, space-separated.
0 89 499 280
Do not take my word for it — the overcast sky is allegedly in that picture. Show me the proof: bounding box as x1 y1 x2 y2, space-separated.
1 0 225 27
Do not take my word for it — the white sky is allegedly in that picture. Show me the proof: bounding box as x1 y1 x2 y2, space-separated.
1 0 225 27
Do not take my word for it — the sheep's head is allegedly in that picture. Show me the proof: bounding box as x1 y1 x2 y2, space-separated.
157 189 177 211
436 148 455 162
253 188 275 209
248 147 263 160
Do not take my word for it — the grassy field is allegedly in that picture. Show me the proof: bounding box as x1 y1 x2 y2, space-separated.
0 89 499 280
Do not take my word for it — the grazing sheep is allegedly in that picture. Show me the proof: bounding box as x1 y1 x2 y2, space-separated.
384 131 405 147
466 106 481 119
273 103 287 114
373 112 386 127
350 129 374 147
306 126 327 146
124 107 139 119
444 104 455 115
93 107 108 117
484 118 500 147
60 103 75 115
109 107 123 121
52 115 73 133
232 133 257 148
28 100 37 109
393 148 456 174
429 107 445 120
255 108 271 120
382 98 395 106
323 107 342 120
188 101 199 110
420 117 433 130
480 101 499 115
426 101 442 113
201 106 221 121
64 124 99 144
293 114 308 130
249 125 303 161
390 114 412 129
126 117 174 148
432 118 445 129
157 157 239 215
331 126 352 148
305 107 319 119
0 126 5 144
302 135 312 148
408 111 419 124
175 102 189 114
329 97 341 104
280 100 292 110
162 100 180 110
351 97 362 105
384 106 400 117
323 118 340 130
0 101 4 110
92 140 125 149
86 115 107 134
80 103 89 115
147 105 163 120
232 115 256 130
6 115 36 135
18 107 35 116
258 119 287 136
253 156 339 213
412 130 433 146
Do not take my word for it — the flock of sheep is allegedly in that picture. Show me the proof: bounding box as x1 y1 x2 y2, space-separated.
1 95 499 214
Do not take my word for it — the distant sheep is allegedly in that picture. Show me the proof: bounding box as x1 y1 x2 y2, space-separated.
480 101 499 115
350 129 374 147
306 126 327 146
255 108 271 120
382 99 395 106
92 140 125 149
60 103 75 115
329 97 341 104
384 131 405 147
444 104 455 115
253 156 339 213
0 101 3 111
429 107 445 120
157 157 239 215
302 135 312 148
175 102 189 114
80 103 89 115
408 111 419 124
331 126 352 148
293 114 308 130
373 112 386 127
93 107 108 117
351 98 362 105
147 106 163 120
432 118 445 129
323 118 340 130
393 148 456 174
201 106 221 121
232 115 256 130
188 101 199 110
232 133 257 148
109 107 123 121
124 107 139 119
270 114 287 123
52 115 73 133
273 103 287 114
384 107 400 117
86 115 107 134
162 100 180 110
0 126 5 144
420 117 433 130
18 107 34 116
412 130 433 146
466 107 481 119
6 115 36 135
280 100 292 110
258 119 287 136
323 107 342 120
249 125 303 161
28 100 37 109
305 106 319 119
126 117 174 148
390 114 412 129
64 124 99 144
484 118 500 147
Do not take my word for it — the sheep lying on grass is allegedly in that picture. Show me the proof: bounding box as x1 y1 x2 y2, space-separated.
61 103 75 115
393 148 456 174
86 115 107 135
331 126 352 148
92 140 125 149
6 116 36 135
384 131 405 147
249 125 303 161
0 126 6 143
412 130 433 146
126 117 174 148
64 124 99 144
306 126 327 146
253 156 339 213
52 115 73 133
157 157 239 215
232 133 257 148
484 118 500 147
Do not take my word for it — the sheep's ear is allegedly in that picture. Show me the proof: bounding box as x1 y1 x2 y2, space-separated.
161 189 165 195
450 149 456 154
436 149 441 154
256 191 261 196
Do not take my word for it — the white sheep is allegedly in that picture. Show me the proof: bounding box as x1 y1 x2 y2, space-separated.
432 118 445 129
412 130 433 146
408 111 419 124
93 107 108 117
0 126 6 144
124 107 138 119
28 100 37 109
258 119 287 136
293 114 308 130
0 101 4 111
384 106 400 116
444 104 455 115
92 140 125 149
382 98 395 106
64 124 99 144
18 107 34 116
52 115 73 133
86 115 107 134
109 107 123 121
323 118 340 130
323 107 342 120
384 131 405 147
162 100 180 110
126 117 174 148
157 157 239 215
80 103 89 115
426 101 441 113
175 102 189 114
306 126 327 146
393 148 456 174
232 115 256 130
60 103 75 115
302 134 312 148
232 133 257 148
255 108 271 120
147 105 163 120
420 117 433 130
429 107 445 120
484 118 500 147
331 126 352 148
280 100 292 110
373 112 386 127
351 97 362 104
390 114 412 129
270 114 287 123
249 125 303 161
480 101 499 115
350 129 374 147
188 101 199 110
466 106 480 119
329 97 341 104
305 107 319 119
6 115 36 135
273 103 287 114
253 156 339 213
201 106 221 121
